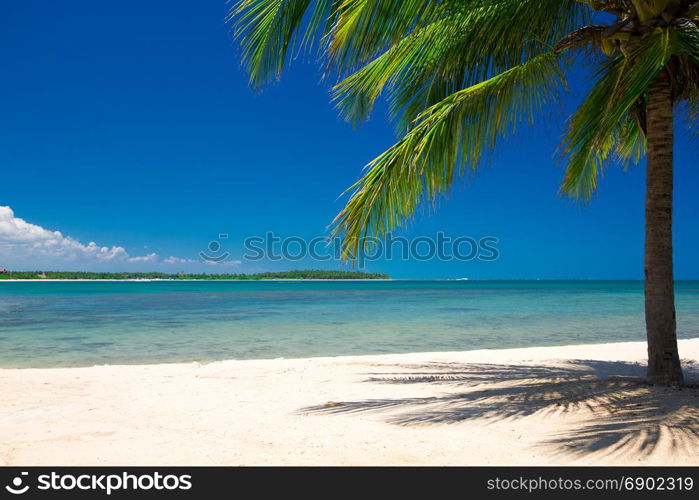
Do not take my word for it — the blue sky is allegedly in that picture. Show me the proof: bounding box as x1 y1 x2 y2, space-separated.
1 0 697 279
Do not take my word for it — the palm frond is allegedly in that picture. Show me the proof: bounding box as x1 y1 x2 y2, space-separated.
331 0 587 128
326 0 447 69
686 90 699 137
554 25 607 53
674 17 699 67
614 106 647 166
229 0 337 89
331 51 566 259
674 19 699 136
561 30 682 198
685 2 699 20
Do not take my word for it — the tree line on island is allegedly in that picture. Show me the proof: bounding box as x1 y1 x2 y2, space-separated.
0 270 389 280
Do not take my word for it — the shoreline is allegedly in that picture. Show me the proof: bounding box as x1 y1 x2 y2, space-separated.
3 337 699 371
2 339 697 465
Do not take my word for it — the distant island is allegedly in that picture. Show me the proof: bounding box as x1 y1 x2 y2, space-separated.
0 270 389 280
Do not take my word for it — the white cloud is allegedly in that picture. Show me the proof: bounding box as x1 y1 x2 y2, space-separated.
163 256 198 265
0 206 136 263
219 259 242 267
126 253 158 263
164 256 242 267
202 259 242 267
0 206 244 272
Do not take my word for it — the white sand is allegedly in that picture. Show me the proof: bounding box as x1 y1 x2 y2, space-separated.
1 339 698 466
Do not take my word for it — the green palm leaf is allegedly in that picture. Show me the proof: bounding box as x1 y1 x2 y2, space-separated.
229 0 336 89
331 0 586 129
561 28 692 198
331 51 566 259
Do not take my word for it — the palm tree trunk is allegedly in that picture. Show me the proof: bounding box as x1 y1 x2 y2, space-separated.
644 69 683 385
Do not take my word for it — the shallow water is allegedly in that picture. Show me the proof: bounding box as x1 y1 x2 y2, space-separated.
1 280 698 367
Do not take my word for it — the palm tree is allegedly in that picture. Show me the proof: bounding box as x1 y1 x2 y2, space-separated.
230 0 699 385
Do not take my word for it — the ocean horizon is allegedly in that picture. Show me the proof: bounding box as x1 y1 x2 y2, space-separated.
1 279 697 368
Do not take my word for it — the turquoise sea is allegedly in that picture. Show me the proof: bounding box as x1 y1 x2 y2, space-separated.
1 280 698 368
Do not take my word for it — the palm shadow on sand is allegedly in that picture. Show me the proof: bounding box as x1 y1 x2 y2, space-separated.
298 359 699 460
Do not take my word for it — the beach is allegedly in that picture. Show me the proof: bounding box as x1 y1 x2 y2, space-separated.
2 339 698 466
